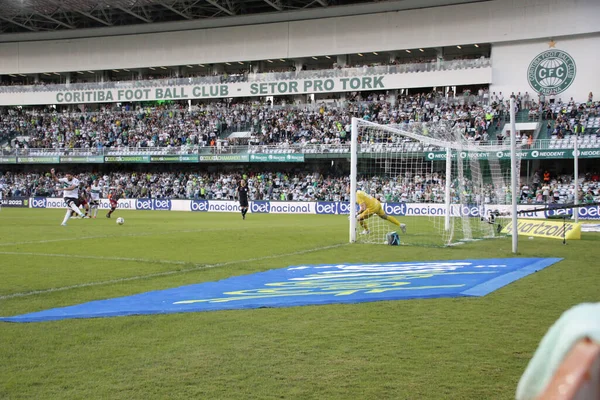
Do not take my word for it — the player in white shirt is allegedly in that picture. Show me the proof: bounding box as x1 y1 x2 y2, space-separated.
50 168 86 226
89 180 102 219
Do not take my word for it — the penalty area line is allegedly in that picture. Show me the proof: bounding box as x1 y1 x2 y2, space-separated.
0 227 237 248
0 243 347 300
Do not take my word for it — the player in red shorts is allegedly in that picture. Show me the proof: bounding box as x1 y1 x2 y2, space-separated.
106 183 124 218
70 185 90 218
79 189 90 218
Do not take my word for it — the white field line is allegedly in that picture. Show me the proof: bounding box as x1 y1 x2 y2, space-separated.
0 227 235 247
0 243 347 300
0 221 336 248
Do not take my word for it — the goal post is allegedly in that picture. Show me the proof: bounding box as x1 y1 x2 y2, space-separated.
349 117 358 243
349 117 520 247
510 97 519 254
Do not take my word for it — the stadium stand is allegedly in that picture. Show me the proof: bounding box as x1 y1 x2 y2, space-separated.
0 89 542 152
2 170 599 204
543 100 600 151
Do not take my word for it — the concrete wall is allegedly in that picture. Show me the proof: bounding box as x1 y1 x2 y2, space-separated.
0 0 598 74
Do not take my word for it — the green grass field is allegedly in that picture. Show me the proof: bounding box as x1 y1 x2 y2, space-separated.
0 208 599 399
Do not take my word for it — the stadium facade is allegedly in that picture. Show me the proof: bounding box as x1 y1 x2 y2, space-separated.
0 0 598 105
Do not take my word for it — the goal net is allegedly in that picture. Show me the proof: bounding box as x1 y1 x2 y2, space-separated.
349 118 520 247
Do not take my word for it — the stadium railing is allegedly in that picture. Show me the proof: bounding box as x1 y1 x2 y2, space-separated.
3 138 593 157
0 58 491 94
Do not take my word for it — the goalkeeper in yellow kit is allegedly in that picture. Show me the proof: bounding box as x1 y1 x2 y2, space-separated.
356 190 407 235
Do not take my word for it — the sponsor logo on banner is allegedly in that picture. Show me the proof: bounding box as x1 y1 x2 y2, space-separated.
136 199 153 210
206 201 240 212
199 155 249 162
527 49 576 96
105 155 150 163
100 199 133 209
60 156 104 163
404 204 447 216
190 200 209 212
31 197 47 208
47 199 67 208
576 205 600 220
0 198 29 207
544 205 573 219
30 197 69 209
426 152 446 160
149 155 199 163
316 202 337 215
269 202 314 214
338 202 355 215
21 197 600 221
315 202 361 215
576 149 600 158
459 205 479 217
136 198 171 210
425 149 588 161
582 224 600 233
0 156 17 164
17 156 60 164
251 201 270 213
153 199 172 211
540 205 600 220
249 153 305 162
502 220 581 240
383 203 408 216
533 150 567 159
0 258 561 322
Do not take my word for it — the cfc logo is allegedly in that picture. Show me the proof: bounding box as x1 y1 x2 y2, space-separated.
190 200 209 212
527 49 576 96
250 201 270 213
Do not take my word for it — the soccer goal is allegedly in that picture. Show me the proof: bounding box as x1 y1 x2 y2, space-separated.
349 118 520 247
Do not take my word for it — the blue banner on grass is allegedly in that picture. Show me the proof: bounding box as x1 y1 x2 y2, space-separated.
0 258 561 323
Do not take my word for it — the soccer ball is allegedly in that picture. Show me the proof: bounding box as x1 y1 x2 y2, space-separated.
116 217 125 225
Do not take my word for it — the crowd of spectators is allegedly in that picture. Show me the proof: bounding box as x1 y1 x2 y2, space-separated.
540 93 599 138
1 89 531 151
1 102 248 150
2 169 598 205
519 169 600 205
0 170 351 201
0 54 490 93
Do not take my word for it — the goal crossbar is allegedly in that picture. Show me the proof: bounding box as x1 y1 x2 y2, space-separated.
356 118 513 153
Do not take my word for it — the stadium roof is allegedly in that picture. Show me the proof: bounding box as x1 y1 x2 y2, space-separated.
0 0 489 38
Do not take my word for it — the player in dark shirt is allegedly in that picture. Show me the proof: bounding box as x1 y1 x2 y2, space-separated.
237 179 249 220
70 186 90 218
106 184 124 218
79 188 90 218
